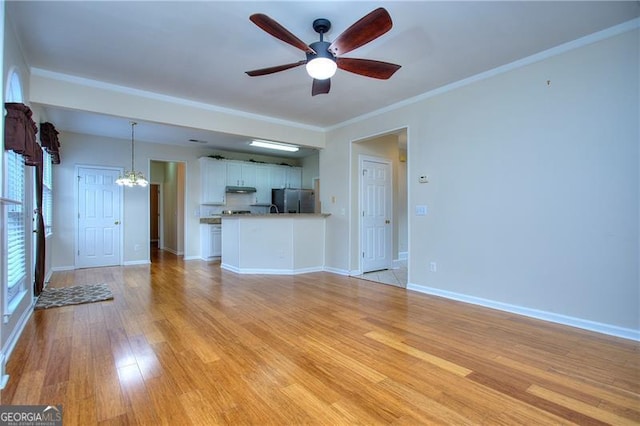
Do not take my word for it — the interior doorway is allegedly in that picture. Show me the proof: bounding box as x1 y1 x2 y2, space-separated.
352 129 408 288
149 160 185 257
150 183 161 249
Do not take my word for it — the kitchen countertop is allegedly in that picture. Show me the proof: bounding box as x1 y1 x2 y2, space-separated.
200 213 329 224
199 217 222 224
220 213 330 219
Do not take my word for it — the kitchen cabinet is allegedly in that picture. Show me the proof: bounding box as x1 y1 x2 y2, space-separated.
254 165 272 205
270 165 302 189
286 167 302 188
226 161 256 187
199 158 303 206
199 157 226 205
201 224 222 259
269 165 287 189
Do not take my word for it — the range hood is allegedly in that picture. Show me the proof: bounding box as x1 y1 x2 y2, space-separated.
225 185 257 194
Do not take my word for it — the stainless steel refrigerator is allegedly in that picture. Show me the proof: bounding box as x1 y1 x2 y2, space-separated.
272 189 315 213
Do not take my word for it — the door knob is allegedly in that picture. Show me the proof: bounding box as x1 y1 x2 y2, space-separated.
114 221 120 225
385 220 390 224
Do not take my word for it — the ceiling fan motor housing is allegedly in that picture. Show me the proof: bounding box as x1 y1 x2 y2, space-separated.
306 41 335 63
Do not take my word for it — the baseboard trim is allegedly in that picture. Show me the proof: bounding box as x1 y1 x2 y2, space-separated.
0 298 36 389
0 353 7 390
51 265 76 272
407 283 640 342
221 264 324 275
323 267 351 276
184 255 203 261
124 260 151 266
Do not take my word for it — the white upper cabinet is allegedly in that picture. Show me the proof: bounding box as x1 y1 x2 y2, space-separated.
286 167 302 188
254 165 272 205
269 165 302 189
226 161 256 187
200 158 303 206
269 165 287 189
200 158 226 205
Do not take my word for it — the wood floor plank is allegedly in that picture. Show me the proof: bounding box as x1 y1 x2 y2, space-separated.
144 374 193 425
528 384 639 425
1 247 638 424
64 396 98 426
117 363 160 425
365 330 473 376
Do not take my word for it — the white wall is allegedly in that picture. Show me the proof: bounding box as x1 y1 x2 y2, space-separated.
322 29 639 334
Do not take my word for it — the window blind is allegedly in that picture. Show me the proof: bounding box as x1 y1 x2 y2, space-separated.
6 151 26 290
43 151 53 235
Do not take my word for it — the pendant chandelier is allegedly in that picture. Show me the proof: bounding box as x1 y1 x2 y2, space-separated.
116 121 148 187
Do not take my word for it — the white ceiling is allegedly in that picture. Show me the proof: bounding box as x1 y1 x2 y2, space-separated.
6 1 639 156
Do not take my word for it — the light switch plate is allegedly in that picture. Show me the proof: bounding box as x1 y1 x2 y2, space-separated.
416 205 427 216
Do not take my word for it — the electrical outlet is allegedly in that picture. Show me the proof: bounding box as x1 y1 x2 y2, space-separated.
430 262 437 272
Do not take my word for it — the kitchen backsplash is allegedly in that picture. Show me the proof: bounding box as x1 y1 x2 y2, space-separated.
200 193 270 216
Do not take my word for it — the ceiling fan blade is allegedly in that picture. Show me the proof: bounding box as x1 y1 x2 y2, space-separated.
336 57 401 80
328 8 392 56
245 60 307 77
250 14 315 54
312 79 331 96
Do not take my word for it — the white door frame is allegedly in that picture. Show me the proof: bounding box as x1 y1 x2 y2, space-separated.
74 165 124 268
148 159 187 258
359 155 393 273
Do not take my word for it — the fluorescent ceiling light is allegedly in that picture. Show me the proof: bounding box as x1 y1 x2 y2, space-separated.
250 140 299 152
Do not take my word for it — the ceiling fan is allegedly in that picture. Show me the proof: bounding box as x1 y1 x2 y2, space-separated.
245 7 401 96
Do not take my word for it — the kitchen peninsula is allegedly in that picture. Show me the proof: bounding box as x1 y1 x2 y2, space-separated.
221 213 329 274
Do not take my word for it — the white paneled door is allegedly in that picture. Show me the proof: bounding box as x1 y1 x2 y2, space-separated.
361 157 392 273
76 167 122 268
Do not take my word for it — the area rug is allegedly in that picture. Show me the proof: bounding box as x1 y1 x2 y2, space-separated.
35 283 113 310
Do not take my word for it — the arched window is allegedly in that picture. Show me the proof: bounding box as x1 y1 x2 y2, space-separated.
6 70 23 103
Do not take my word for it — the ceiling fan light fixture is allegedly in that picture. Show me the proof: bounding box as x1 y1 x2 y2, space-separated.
250 139 299 152
306 40 336 80
306 57 337 80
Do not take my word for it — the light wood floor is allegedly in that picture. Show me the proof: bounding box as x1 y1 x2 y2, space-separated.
1 248 638 425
